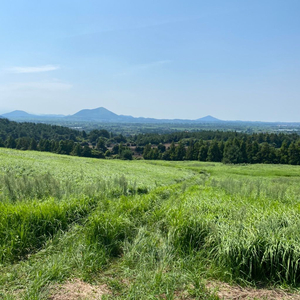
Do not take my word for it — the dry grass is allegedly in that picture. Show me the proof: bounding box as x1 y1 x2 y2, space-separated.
206 281 300 300
49 279 110 300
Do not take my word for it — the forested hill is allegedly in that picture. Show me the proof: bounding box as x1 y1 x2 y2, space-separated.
0 118 83 141
0 117 300 165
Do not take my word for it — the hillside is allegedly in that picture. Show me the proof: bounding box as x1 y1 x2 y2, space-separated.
196 115 222 122
2 110 32 118
68 107 120 121
1 148 300 299
2 107 223 123
0 117 82 141
3 107 300 128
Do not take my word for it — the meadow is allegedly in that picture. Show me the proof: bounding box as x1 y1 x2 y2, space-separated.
0 148 300 299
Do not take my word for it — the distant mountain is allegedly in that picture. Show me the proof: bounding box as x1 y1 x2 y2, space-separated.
39 114 66 118
66 107 195 123
2 107 223 123
2 110 66 121
67 107 120 121
196 115 222 122
2 110 32 118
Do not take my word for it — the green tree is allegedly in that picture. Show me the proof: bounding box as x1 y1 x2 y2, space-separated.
153 148 160 159
207 140 222 162
29 138 37 151
118 143 125 156
96 138 107 152
223 140 242 164
259 142 277 164
193 140 202 160
121 149 133 160
16 137 30 150
279 140 289 164
111 144 119 155
185 139 194 160
162 151 171 160
288 142 300 165
250 141 260 163
218 141 225 160
240 140 248 163
71 144 82 156
105 149 111 157
82 145 92 157
169 141 176 161
157 143 166 153
198 143 208 161
175 141 186 161
143 144 152 160
91 149 105 159
5 136 16 148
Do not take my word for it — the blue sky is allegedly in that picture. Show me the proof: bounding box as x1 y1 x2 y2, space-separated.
0 0 299 121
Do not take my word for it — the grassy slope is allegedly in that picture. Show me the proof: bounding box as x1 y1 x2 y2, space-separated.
0 148 193 189
0 149 300 299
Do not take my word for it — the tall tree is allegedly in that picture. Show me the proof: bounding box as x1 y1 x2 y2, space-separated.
169 141 176 161
279 140 289 164
288 142 300 165
207 140 222 162
175 141 186 161
29 138 37 151
143 144 152 160
223 140 242 164
5 136 16 149
71 144 82 156
96 138 107 152
185 139 194 160
198 143 208 161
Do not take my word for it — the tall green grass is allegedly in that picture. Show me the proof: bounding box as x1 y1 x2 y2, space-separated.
1 149 300 298
161 182 300 285
0 170 150 203
0 170 152 264
0 195 98 263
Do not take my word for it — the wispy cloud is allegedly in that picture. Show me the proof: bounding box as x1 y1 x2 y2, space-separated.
117 60 171 76
0 81 72 92
66 15 207 39
135 60 171 70
66 8 241 40
7 65 60 74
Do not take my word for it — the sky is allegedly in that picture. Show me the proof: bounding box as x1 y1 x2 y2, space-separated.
0 0 299 122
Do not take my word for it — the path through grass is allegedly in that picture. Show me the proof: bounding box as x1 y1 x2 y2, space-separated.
0 149 300 299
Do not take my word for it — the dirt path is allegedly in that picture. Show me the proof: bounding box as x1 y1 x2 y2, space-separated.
48 279 110 300
207 281 300 300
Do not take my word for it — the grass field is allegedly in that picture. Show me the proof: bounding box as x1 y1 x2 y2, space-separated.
0 148 300 299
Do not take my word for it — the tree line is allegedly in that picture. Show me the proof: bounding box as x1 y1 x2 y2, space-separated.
1 135 133 160
134 130 300 147
1 118 300 165
0 119 132 159
143 138 300 165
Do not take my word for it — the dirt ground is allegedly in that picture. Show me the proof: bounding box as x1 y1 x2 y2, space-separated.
206 281 300 300
48 279 110 300
47 278 300 300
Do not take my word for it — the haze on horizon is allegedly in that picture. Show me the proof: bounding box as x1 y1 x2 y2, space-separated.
0 0 299 122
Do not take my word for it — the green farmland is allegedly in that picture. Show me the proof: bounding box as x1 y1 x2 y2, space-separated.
0 148 300 299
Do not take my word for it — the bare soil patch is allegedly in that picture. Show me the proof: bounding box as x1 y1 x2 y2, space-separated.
48 279 110 300
206 281 300 300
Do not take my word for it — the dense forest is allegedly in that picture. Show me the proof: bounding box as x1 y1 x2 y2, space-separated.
138 131 300 164
0 118 84 140
1 118 300 165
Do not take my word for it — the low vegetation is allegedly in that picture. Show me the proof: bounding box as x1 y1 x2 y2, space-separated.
0 149 300 299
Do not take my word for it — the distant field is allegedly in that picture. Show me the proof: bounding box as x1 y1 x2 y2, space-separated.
0 148 193 189
0 148 300 299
